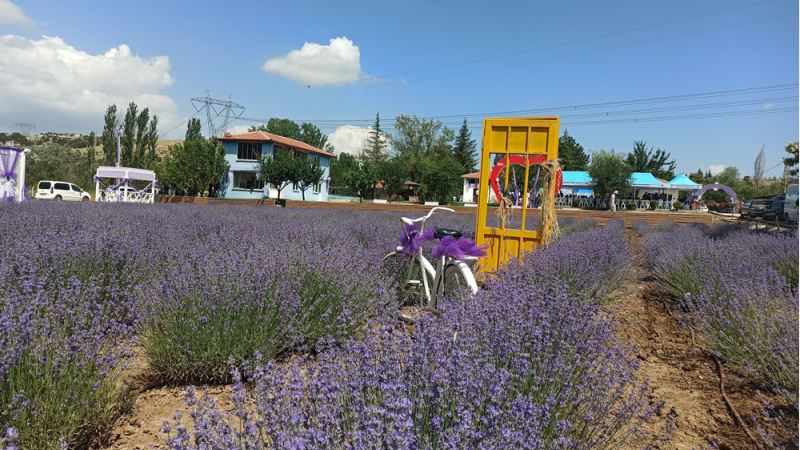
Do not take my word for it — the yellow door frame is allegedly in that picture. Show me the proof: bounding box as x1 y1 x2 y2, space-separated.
474 117 560 275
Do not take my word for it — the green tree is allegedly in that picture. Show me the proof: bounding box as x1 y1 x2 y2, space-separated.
363 112 388 165
391 115 454 181
626 140 676 180
344 158 378 203
588 150 632 202
296 157 325 201
377 157 408 200
689 168 705 184
330 152 359 187
249 118 333 152
784 141 798 176
452 119 477 173
120 102 138 164
101 104 119 166
26 143 93 188
257 151 295 201
185 118 203 142
162 122 227 196
419 153 463 204
558 130 589 171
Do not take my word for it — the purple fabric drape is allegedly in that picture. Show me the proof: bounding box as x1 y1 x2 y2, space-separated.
0 147 22 201
399 221 435 256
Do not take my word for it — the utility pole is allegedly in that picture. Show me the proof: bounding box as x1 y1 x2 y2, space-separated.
190 91 245 137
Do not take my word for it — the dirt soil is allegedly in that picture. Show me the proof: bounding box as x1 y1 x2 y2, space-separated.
615 230 789 450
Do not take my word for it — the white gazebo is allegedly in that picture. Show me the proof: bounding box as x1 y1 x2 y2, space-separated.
0 145 29 202
94 166 157 203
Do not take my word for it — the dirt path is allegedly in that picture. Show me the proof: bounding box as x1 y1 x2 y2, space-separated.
614 230 759 449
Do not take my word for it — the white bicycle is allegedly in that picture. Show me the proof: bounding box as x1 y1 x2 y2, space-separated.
384 207 483 320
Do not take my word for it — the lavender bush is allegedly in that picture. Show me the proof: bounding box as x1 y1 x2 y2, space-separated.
644 225 798 394
520 219 630 304
165 221 652 449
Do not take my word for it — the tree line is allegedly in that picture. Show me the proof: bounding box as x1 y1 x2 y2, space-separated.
17 101 799 206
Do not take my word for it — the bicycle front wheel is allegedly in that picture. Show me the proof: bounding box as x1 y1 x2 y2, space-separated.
435 261 479 308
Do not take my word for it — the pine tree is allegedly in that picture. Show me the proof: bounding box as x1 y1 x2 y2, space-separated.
453 119 477 173
363 113 387 165
558 130 589 170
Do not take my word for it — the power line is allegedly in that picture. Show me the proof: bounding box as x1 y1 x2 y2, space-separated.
256 0 786 92
406 11 795 84
231 83 798 128
374 0 783 78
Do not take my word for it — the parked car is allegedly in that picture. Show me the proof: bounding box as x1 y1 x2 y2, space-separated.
784 184 798 223
35 180 91 201
763 195 786 222
740 197 773 219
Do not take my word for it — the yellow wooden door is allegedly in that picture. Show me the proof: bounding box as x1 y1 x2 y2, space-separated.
474 117 560 275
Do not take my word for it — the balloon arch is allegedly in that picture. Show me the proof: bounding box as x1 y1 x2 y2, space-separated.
694 182 738 203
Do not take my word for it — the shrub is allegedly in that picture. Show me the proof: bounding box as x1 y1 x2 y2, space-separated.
0 275 130 448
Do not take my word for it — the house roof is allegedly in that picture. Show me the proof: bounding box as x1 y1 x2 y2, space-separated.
219 131 335 158
461 171 481 180
669 173 702 189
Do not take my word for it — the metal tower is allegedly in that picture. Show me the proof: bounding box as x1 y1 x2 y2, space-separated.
15 122 36 135
190 91 245 137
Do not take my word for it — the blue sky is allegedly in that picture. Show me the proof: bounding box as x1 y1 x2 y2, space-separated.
1 0 797 177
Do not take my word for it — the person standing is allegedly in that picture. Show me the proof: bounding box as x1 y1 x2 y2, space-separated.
610 190 618 212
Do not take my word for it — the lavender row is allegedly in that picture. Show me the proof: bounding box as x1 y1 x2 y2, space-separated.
0 203 411 447
643 225 798 394
167 220 652 449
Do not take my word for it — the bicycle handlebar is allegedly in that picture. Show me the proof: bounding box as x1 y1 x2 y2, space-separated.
401 207 455 225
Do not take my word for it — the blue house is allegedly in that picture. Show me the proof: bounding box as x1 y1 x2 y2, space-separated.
218 131 334 201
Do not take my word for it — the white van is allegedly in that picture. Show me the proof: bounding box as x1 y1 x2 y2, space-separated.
35 180 91 201
784 184 798 223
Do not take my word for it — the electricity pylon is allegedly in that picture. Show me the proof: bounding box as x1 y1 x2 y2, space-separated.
15 122 36 135
190 91 245 137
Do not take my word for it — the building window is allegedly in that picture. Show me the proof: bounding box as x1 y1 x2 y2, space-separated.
313 180 321 194
292 182 299 192
237 142 261 160
232 171 264 190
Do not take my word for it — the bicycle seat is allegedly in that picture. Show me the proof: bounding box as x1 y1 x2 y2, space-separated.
434 227 463 239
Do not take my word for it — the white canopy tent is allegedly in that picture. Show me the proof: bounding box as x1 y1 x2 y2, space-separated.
94 166 157 203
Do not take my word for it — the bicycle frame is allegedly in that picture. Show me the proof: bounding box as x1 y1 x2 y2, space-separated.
397 207 476 308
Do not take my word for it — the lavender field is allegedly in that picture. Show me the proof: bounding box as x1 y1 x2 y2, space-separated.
641 222 798 447
0 202 795 449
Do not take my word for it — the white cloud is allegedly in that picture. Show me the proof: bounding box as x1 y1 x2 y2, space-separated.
708 164 727 175
0 0 32 27
263 37 363 86
225 124 251 135
0 34 178 133
328 125 368 155
761 102 776 110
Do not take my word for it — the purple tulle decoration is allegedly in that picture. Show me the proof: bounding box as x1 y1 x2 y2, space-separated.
399 221 435 256
432 236 487 261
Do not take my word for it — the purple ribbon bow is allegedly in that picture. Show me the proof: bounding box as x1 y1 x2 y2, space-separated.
432 236 487 261
399 221 435 256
